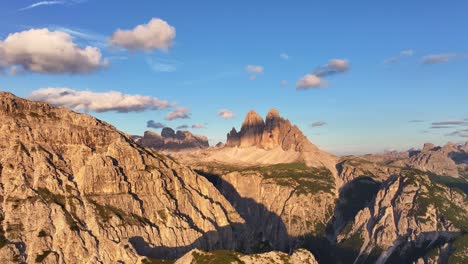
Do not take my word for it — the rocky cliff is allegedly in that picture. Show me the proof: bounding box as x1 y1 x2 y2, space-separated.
0 92 244 263
194 163 336 253
138 127 209 151
1 91 467 263
226 109 318 153
334 171 467 263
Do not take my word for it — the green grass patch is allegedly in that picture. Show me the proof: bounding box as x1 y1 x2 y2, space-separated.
142 258 175 264
192 250 245 264
249 163 335 195
448 234 468 264
403 170 468 231
88 199 151 226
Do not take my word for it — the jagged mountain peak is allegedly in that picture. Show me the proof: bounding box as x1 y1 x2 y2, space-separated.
242 110 265 127
227 108 313 151
266 108 280 119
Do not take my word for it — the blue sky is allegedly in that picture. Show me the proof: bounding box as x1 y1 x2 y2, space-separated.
1 0 467 154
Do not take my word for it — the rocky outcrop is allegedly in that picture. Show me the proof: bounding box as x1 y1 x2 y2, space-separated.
226 109 317 152
139 127 209 151
402 143 463 177
195 163 336 253
220 109 338 173
0 92 244 263
172 248 318 264
335 171 467 263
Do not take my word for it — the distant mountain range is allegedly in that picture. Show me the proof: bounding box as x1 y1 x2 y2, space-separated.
0 91 466 264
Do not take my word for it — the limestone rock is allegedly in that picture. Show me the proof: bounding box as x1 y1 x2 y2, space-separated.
139 127 209 151
222 109 338 172
0 92 244 263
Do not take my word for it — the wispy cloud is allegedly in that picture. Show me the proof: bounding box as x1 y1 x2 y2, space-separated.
280 53 289 60
19 1 65 11
280 80 288 87
146 57 178 72
246 65 264 80
19 0 86 11
147 120 165 129
447 129 468 138
296 59 349 90
311 121 327 127
192 123 205 129
176 125 189 129
422 53 459 65
430 125 454 129
432 119 468 126
408 119 424 123
49 26 107 48
384 49 413 64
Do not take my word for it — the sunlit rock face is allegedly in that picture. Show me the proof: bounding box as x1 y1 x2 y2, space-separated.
226 108 317 152
0 92 245 263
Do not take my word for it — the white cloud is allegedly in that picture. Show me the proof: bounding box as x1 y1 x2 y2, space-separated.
280 80 288 87
0 28 106 74
28 88 172 113
296 74 324 90
246 65 264 74
280 53 289 60
165 107 190 120
109 18 176 51
218 109 235 119
422 53 458 64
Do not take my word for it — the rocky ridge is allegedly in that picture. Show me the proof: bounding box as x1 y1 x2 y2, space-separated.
137 127 209 151
171 248 318 264
0 92 244 263
1 91 467 263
